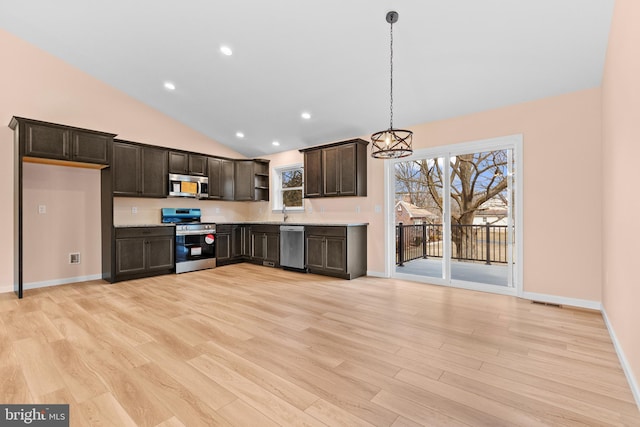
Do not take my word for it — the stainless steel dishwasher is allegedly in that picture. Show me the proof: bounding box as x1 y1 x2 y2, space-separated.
280 225 306 271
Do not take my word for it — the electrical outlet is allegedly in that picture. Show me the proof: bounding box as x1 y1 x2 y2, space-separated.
355 205 361 213
38 205 46 214
375 205 382 213
215 207 221 214
69 253 80 264
131 207 138 214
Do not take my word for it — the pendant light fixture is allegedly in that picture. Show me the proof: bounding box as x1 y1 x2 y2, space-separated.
371 11 413 159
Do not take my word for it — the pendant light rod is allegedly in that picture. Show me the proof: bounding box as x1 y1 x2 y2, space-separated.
388 11 396 130
371 10 414 159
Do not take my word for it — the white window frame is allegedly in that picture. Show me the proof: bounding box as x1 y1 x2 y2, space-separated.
384 134 523 297
272 163 304 212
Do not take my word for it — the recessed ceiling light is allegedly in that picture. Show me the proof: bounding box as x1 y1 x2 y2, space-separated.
272 141 280 146
164 81 176 91
236 132 245 138
220 46 233 56
301 112 311 120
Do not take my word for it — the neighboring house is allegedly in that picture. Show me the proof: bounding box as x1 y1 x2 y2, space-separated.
395 200 437 225
396 196 508 226
473 196 509 226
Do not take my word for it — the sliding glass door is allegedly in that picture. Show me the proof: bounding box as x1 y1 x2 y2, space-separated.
391 135 521 294
394 156 446 281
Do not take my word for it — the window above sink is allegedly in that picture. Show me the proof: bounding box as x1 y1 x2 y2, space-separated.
272 163 304 212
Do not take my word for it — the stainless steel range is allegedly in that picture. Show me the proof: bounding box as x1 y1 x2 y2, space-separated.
161 208 216 273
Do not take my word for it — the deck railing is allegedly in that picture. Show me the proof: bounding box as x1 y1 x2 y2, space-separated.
396 223 509 266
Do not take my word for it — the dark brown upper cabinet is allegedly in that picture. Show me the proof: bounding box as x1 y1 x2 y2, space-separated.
303 149 322 198
234 159 270 201
112 140 168 198
10 116 114 167
253 160 270 202
299 138 368 198
207 157 235 200
234 160 254 201
169 151 207 176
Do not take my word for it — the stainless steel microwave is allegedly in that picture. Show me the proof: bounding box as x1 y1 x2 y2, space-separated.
168 174 209 199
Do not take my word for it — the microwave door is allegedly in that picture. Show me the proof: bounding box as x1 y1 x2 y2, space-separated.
199 181 209 198
182 181 198 196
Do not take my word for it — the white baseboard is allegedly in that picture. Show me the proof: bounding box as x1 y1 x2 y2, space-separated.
0 274 104 295
366 270 387 278
26 274 104 290
602 308 640 409
520 291 602 311
393 272 518 297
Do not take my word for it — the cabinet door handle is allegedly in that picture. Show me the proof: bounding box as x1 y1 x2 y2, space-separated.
70 135 77 157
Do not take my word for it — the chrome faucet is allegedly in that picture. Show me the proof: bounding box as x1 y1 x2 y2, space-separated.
282 203 288 222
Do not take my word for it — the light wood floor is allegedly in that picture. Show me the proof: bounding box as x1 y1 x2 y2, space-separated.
1 264 639 426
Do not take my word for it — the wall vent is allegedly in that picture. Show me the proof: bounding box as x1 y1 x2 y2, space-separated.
69 253 81 264
532 300 562 308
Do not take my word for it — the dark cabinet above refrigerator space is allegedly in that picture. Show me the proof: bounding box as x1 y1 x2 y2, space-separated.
10 116 115 168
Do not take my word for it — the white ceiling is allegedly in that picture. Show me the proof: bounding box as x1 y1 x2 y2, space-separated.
1 0 614 157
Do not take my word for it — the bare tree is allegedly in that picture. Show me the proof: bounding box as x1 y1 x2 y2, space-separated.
394 160 440 212
394 161 428 206
396 150 508 258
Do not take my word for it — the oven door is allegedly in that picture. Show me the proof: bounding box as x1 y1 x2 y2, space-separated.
175 232 216 264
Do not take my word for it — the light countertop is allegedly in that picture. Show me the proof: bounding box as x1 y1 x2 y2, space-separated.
114 223 175 228
115 222 368 228
216 222 369 227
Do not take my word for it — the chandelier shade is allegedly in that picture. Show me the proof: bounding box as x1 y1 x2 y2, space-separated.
371 128 413 159
371 10 413 159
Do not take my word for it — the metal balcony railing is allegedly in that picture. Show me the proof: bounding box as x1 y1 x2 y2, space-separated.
396 223 509 266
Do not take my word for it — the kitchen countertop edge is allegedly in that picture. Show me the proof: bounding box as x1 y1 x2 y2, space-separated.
114 222 369 228
114 224 176 228
216 222 369 227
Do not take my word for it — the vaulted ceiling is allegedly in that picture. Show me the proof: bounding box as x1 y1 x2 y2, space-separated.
0 0 614 156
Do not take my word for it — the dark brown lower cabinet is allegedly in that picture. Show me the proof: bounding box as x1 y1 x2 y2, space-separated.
305 225 367 279
217 224 251 266
232 225 251 258
250 225 280 267
214 223 367 279
306 235 346 273
216 230 232 265
114 227 174 282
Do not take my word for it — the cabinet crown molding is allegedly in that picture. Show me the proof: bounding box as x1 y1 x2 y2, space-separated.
298 138 369 153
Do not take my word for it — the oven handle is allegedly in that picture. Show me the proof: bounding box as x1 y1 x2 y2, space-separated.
176 230 216 236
